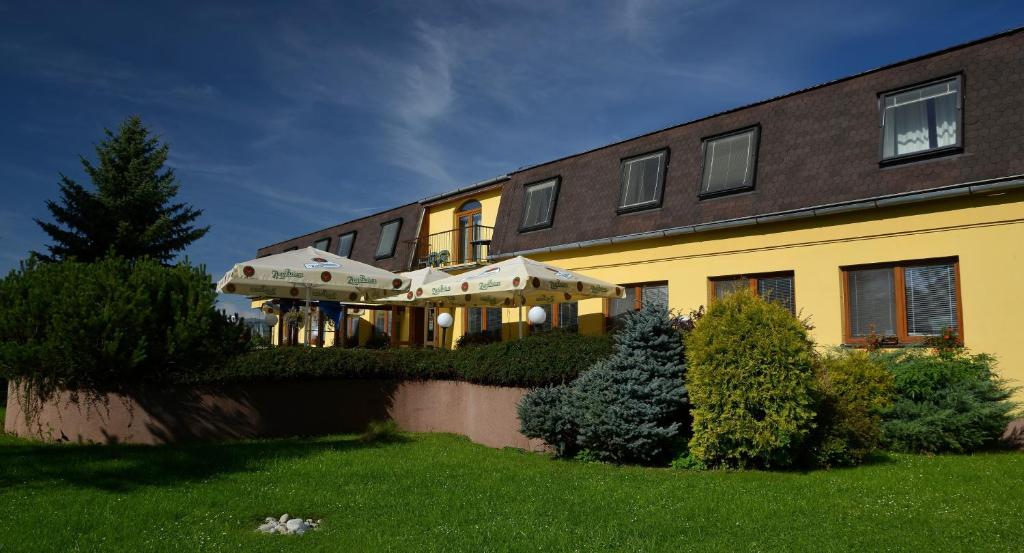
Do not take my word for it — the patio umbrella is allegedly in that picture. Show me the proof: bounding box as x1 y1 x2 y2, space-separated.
217 246 411 346
375 267 452 306
413 256 625 338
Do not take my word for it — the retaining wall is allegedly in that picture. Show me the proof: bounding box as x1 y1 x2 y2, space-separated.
3 379 545 451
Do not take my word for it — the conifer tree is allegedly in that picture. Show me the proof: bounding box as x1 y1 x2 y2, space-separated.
34 115 208 263
520 301 689 464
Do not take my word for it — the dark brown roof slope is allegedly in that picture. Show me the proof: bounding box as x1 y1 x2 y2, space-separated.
256 203 423 273
490 28 1024 256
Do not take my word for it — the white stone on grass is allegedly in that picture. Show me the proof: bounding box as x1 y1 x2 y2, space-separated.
256 514 320 535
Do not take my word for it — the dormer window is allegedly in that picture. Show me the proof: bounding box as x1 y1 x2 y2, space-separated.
337 231 356 258
881 75 962 162
375 219 402 259
618 149 667 213
520 177 560 232
699 126 759 198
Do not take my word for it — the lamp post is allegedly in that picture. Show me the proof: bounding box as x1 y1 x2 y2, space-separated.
437 311 454 349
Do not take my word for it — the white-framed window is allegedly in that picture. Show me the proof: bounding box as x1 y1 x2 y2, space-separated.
520 178 560 231
700 127 759 197
881 76 962 160
618 150 667 212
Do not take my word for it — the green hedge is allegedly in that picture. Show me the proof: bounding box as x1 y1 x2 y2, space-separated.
188 330 613 388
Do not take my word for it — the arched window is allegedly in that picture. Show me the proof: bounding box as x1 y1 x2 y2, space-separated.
459 200 482 212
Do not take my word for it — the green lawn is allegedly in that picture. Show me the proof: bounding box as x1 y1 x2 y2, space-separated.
1 410 1022 552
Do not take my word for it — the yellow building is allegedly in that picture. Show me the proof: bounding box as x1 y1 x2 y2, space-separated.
255 29 1024 396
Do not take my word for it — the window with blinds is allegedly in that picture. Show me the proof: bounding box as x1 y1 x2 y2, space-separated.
758 276 795 314
520 178 560 231
607 282 669 327
375 219 402 259
710 272 795 314
618 150 667 212
700 127 759 196
558 302 579 331
843 259 961 344
486 308 503 337
847 268 896 336
904 264 958 336
467 307 502 338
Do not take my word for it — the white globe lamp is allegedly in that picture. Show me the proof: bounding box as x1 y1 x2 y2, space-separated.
436 311 454 349
528 305 547 325
264 313 279 327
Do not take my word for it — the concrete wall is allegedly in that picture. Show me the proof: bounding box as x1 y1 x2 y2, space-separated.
3 380 544 451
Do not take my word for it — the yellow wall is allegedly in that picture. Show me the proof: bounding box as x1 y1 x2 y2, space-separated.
425 186 503 235
261 190 1024 399
513 191 1024 395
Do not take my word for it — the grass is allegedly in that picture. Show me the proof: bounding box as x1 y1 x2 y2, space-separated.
0 409 1022 552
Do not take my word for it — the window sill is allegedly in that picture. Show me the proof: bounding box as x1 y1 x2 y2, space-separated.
517 223 554 234
616 203 662 216
879 145 962 167
698 186 755 201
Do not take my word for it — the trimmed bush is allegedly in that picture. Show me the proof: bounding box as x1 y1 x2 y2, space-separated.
806 350 894 467
517 385 575 456
193 331 613 388
685 290 817 469
878 349 1018 453
519 302 689 465
0 257 246 399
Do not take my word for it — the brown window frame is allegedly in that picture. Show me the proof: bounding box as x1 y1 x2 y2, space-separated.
602 281 669 329
841 257 964 347
464 306 503 338
707 271 795 313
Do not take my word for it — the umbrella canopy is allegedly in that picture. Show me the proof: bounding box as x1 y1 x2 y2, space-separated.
216 246 410 302
376 267 452 305
414 256 625 308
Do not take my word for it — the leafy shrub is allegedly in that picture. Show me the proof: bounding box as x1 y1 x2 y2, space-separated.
805 350 894 467
364 332 390 350
878 349 1018 453
519 303 689 465
685 290 817 469
359 420 402 443
456 331 501 348
194 331 613 388
670 451 707 471
0 257 246 399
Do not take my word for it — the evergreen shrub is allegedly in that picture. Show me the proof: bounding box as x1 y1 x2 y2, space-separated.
685 290 817 469
806 350 894 467
519 302 689 464
878 349 1017 453
0 257 246 399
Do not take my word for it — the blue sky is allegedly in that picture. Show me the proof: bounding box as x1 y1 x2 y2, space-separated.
1 0 1021 316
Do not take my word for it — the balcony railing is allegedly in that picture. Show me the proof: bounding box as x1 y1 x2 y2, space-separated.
407 225 493 268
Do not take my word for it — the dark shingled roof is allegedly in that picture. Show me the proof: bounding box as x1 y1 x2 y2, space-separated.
256 203 423 273
489 28 1024 256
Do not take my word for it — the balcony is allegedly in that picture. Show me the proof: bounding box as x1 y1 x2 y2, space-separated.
408 225 493 268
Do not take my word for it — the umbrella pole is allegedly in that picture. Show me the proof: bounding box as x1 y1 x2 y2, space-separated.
517 293 524 340
305 284 312 348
